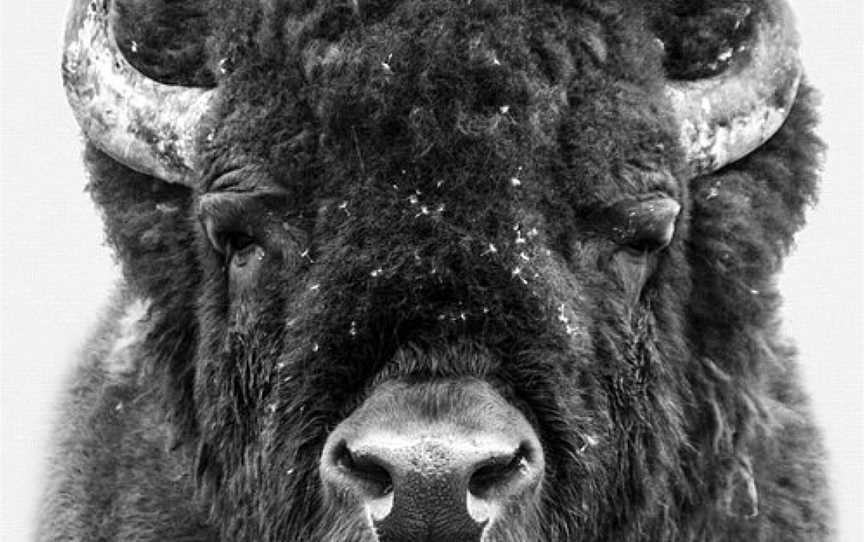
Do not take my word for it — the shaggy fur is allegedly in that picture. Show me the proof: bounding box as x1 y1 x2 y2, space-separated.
39 0 831 540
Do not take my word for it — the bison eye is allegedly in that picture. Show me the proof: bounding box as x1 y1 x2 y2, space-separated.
207 227 266 275
608 196 680 302
612 196 681 255
199 192 269 261
201 215 256 257
224 232 258 266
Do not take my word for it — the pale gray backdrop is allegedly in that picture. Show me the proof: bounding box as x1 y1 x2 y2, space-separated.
1 1 861 540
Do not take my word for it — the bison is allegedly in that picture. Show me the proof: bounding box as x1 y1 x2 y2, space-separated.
39 0 831 540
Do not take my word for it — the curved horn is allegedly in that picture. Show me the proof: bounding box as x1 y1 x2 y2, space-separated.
665 1 801 177
62 0 217 185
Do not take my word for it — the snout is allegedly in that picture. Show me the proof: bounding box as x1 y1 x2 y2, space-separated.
320 379 545 542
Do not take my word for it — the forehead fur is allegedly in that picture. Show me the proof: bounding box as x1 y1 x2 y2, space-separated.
201 0 680 204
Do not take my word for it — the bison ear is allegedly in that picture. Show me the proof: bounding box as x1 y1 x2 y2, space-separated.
113 0 216 87
84 143 199 272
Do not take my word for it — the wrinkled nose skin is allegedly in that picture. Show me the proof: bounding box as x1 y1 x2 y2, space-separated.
320 379 545 542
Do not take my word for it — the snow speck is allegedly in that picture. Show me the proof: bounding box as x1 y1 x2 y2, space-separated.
510 176 521 187
513 271 528 285
381 54 394 74
370 267 383 278
312 343 319 352
514 227 527 245
309 283 320 291
130 41 139 53
579 434 599 453
156 203 179 214
349 321 358 336
557 303 579 336
557 304 568 324
499 105 510 114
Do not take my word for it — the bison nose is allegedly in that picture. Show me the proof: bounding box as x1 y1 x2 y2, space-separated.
319 380 544 542
328 436 540 528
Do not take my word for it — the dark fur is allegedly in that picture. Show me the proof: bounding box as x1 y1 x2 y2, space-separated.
39 0 831 540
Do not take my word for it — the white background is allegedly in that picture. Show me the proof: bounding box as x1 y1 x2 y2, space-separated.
1 1 861 540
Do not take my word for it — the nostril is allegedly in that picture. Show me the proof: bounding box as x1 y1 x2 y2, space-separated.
468 443 531 498
334 441 393 497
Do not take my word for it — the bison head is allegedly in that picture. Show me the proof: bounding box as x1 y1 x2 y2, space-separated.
62 0 821 540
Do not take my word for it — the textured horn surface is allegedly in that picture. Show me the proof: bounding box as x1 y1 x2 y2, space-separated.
62 0 217 185
665 1 801 178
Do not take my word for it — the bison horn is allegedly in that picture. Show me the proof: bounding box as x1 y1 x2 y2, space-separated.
62 0 217 186
665 1 801 177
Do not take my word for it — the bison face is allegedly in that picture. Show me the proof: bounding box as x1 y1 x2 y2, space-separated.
188 17 691 538
63 0 809 540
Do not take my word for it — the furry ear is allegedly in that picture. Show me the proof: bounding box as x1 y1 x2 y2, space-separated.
85 144 198 294
689 82 821 278
114 0 215 86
